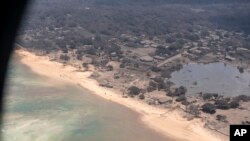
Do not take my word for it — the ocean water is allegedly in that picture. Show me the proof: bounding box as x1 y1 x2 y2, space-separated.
1 59 170 141
170 63 250 96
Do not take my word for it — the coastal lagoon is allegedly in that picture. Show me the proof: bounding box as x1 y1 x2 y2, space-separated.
1 59 169 141
170 63 250 96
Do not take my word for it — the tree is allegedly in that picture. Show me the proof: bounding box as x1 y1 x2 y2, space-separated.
201 103 216 114
128 86 141 96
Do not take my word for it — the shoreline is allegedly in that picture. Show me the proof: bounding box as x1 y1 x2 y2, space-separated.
15 49 224 141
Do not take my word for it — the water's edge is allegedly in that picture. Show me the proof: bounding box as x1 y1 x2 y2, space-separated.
2 59 170 141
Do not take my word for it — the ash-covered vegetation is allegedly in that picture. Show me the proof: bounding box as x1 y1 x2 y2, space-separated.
18 0 250 52
16 0 250 136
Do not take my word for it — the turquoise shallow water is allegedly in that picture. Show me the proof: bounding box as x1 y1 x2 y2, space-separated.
170 63 250 96
1 59 170 141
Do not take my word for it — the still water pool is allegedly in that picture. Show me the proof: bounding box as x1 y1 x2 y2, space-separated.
170 63 250 96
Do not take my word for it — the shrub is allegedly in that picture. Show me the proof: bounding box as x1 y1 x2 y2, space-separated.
151 66 161 72
167 86 187 97
134 63 139 68
165 81 175 88
106 65 114 71
161 69 171 78
175 86 187 96
105 44 121 54
242 121 250 125
82 63 88 68
76 49 84 55
149 81 157 89
200 30 209 37
176 95 187 102
186 104 200 117
60 54 70 61
119 63 125 68
62 48 68 53
202 93 219 100
93 59 109 67
90 72 100 78
193 81 198 85
233 95 250 102
201 103 216 114
152 77 164 84
126 41 138 48
229 100 240 108
128 86 141 96
147 86 156 92
157 81 167 90
214 100 230 110
114 74 120 79
77 54 83 60
121 58 131 64
85 47 97 55
181 100 190 106
165 35 175 43
151 77 167 90
155 45 169 56
147 81 158 92
139 94 145 100
186 34 199 41
237 66 244 73
216 115 227 122
81 38 93 45
166 90 175 97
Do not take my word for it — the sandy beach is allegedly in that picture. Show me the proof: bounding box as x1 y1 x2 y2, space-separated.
15 49 225 141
